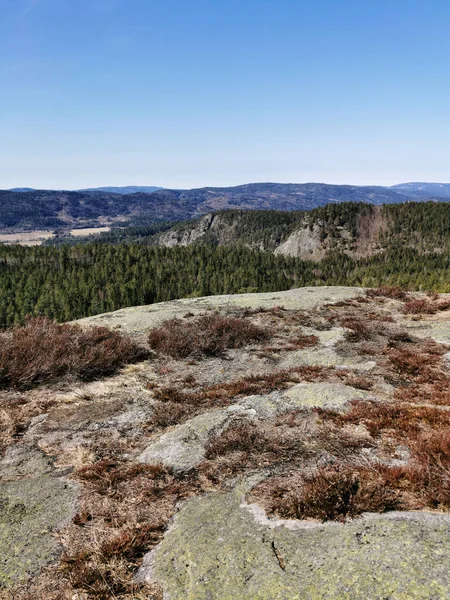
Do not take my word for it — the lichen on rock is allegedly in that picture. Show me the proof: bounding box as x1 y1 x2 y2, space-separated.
137 488 450 600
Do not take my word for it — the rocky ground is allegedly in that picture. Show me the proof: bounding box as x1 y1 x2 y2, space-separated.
2 286 450 599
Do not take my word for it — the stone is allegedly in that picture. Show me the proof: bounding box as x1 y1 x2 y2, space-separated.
76 286 364 334
138 409 249 473
0 475 77 587
137 487 450 600
280 382 371 409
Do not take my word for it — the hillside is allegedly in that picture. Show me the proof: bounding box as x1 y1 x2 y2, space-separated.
2 286 450 599
78 186 163 194
391 182 450 199
151 201 450 260
0 182 436 232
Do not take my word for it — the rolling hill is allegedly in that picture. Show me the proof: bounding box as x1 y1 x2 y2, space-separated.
0 182 437 232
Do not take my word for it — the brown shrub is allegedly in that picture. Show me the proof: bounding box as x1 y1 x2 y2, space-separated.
258 465 401 522
205 422 295 459
366 286 408 300
150 401 194 427
151 367 335 419
388 347 443 382
148 313 268 359
284 334 319 350
403 299 438 315
153 386 202 405
0 317 148 389
403 297 450 315
316 400 450 440
409 430 450 508
341 319 372 342
342 374 373 390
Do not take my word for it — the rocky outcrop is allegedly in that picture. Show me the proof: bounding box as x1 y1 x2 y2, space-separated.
0 448 77 587
136 486 450 599
138 383 371 474
77 286 365 334
5 286 450 597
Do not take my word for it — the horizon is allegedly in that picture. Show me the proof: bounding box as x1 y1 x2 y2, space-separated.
5 180 450 192
2 0 450 188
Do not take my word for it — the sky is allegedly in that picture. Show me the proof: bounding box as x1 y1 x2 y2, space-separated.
1 0 450 190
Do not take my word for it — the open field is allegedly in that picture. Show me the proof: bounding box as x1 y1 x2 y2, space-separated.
0 227 111 246
69 227 111 237
0 231 55 246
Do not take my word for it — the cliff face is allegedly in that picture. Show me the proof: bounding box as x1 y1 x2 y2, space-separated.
155 213 227 247
153 205 389 261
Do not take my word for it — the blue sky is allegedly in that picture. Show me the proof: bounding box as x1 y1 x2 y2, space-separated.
1 0 450 189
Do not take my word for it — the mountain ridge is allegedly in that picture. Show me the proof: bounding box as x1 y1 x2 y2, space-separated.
2 181 449 232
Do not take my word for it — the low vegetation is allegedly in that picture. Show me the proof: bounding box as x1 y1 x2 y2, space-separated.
0 317 148 389
148 313 268 359
4 289 450 598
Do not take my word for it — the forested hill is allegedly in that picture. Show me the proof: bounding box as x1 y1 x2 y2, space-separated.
0 182 442 231
139 201 450 260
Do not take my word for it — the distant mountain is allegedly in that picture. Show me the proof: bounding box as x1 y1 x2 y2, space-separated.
79 186 163 194
9 187 35 192
391 182 450 199
0 181 448 232
164 182 409 211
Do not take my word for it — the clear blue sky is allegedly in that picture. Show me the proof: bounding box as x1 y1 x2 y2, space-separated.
1 0 450 189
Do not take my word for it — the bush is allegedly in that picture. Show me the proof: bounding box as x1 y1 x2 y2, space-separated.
263 465 400 522
0 317 148 389
148 313 268 359
366 286 407 300
403 299 438 315
403 298 450 315
341 318 372 342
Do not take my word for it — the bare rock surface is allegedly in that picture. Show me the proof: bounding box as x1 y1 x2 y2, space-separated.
138 409 242 473
4 286 450 596
137 487 450 600
76 286 364 334
0 448 77 587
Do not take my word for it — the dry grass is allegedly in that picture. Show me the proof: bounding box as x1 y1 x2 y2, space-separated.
148 313 268 359
0 318 148 389
57 460 199 599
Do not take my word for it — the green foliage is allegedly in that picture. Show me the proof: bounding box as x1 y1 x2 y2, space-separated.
3 201 450 327
307 202 373 239
0 244 318 326
2 241 450 327
382 201 450 252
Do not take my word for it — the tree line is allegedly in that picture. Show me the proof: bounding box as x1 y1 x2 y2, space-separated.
1 242 450 327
